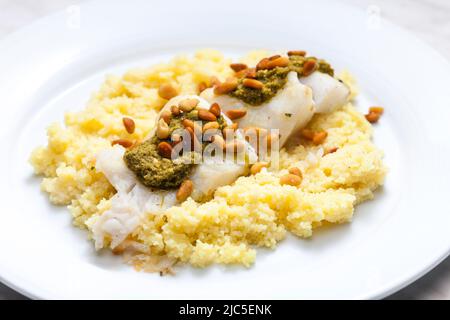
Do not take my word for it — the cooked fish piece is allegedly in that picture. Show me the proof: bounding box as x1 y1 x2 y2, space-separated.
299 71 350 113
90 95 256 249
201 71 315 146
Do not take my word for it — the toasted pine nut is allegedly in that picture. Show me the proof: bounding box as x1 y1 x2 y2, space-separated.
288 167 302 177
156 118 170 139
214 78 238 95
236 68 257 78
242 78 264 90
312 131 328 145
365 112 381 123
300 129 315 140
182 119 195 130
170 105 180 116
287 50 306 56
185 126 200 151
226 109 247 120
303 60 317 76
198 109 217 121
185 126 194 138
235 69 248 78
250 162 268 175
211 134 225 150
179 98 199 112
122 117 135 134
230 63 248 72
243 68 257 79
158 84 178 100
268 54 281 61
198 82 207 93
369 106 384 115
112 139 133 148
324 147 339 155
256 58 270 70
160 110 172 124
203 121 220 132
209 103 221 117
176 180 194 202
280 174 302 186
268 56 290 68
157 141 173 159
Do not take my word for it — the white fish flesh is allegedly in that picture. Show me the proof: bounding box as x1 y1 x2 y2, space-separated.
89 95 256 249
299 71 350 114
201 71 314 146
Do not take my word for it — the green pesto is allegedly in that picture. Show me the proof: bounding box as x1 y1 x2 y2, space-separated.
123 108 226 189
123 136 193 189
228 56 334 106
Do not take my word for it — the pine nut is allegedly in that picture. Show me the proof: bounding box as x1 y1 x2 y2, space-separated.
182 119 195 130
176 180 194 202
250 162 268 175
158 84 178 100
324 147 338 155
312 131 328 145
178 98 199 112
112 139 133 148
369 106 384 115
185 127 201 150
280 174 302 186
247 68 257 78
214 78 238 95
198 82 207 93
156 118 170 139
230 63 248 72
160 110 172 124
256 58 270 71
300 129 315 140
365 112 381 123
157 141 173 159
242 78 264 90
287 50 306 56
203 121 219 132
122 117 135 134
303 60 317 76
267 56 290 68
209 103 221 117
268 54 281 61
226 109 247 120
288 167 302 177
198 109 217 121
170 105 180 116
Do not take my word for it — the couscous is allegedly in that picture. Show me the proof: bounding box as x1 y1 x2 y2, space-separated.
30 50 387 272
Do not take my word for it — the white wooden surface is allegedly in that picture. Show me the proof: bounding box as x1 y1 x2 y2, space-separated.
0 0 448 300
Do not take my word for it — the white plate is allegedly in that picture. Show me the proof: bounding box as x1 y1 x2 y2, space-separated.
0 0 449 300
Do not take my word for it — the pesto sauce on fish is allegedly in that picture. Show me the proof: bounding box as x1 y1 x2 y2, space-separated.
123 108 226 189
228 56 333 106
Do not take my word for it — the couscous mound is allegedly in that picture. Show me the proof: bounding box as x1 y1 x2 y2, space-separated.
30 50 387 269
